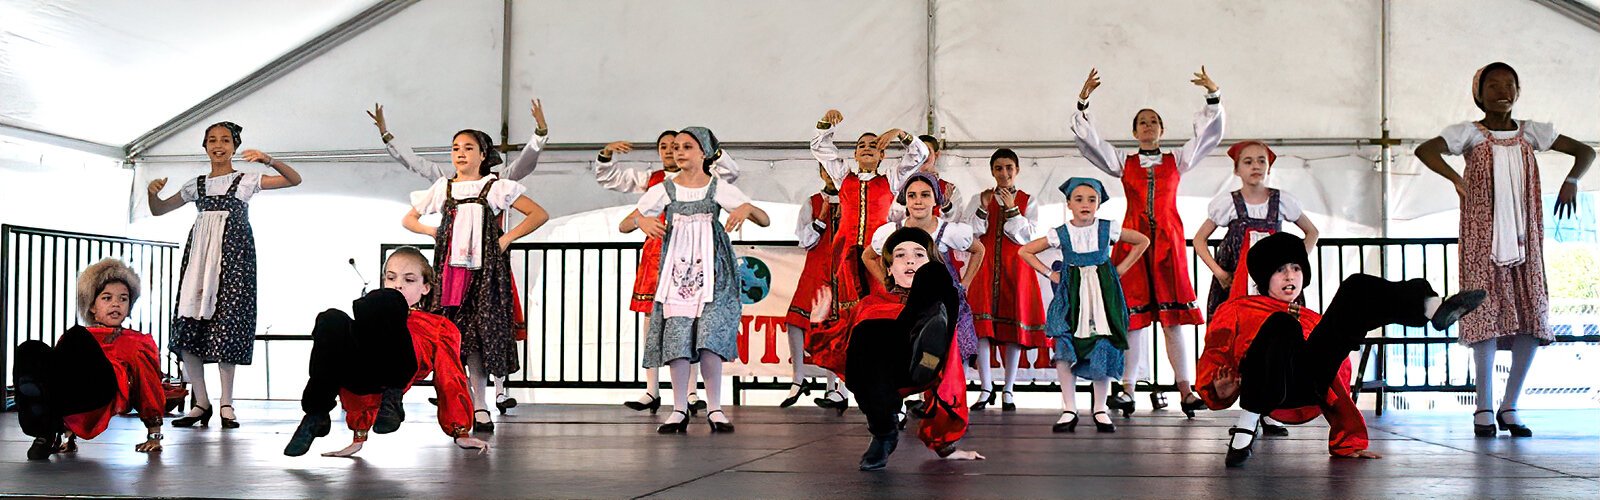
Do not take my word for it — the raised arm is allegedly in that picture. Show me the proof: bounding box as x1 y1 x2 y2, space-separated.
810 109 849 183
1071 68 1125 177
370 103 450 180
145 178 187 216
1000 194 1039 245
882 129 930 194
240 150 302 190
710 149 741 184
500 98 551 181
594 141 654 193
1175 67 1225 174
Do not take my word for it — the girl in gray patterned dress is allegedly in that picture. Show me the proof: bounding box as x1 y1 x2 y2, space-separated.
403 129 550 432
625 127 769 433
146 122 302 429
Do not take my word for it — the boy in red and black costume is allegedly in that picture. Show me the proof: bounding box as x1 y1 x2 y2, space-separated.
1198 233 1485 467
14 258 166 460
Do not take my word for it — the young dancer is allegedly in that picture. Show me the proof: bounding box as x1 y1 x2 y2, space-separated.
1413 62 1594 437
14 259 165 460
963 148 1044 412
147 121 302 429
812 227 983 470
1197 233 1486 466
403 129 550 432
805 109 929 413
1019 178 1150 433
627 127 771 433
782 164 841 408
1072 67 1224 417
284 247 490 457
371 100 549 413
1193 140 1319 316
603 131 739 412
866 173 983 363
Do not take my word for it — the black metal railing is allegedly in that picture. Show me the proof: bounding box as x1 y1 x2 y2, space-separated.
1 224 183 402
6 223 1593 408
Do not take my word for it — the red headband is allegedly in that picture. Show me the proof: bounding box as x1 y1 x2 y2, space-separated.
1227 140 1276 167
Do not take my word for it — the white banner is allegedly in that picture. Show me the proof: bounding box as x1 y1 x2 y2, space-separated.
727 244 811 378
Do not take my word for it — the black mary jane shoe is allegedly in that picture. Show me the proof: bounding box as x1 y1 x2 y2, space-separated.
1180 393 1207 419
219 405 241 429
1106 391 1136 418
284 413 332 457
1431 290 1488 331
858 432 899 471
706 410 735 433
1225 426 1258 467
815 391 849 416
1001 391 1017 412
1052 412 1079 433
1093 411 1116 433
689 396 708 412
624 393 662 414
778 383 811 409
1497 409 1532 438
472 409 495 433
970 388 997 411
171 405 213 428
1261 421 1289 437
1473 409 1497 437
657 410 689 434
496 396 519 415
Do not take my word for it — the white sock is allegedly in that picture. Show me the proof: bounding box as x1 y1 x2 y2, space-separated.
699 351 725 417
1231 411 1261 448
181 352 210 414
667 359 692 420
1002 344 1023 395
976 338 994 391
1055 362 1078 413
465 353 489 418
645 367 661 398
1091 379 1111 415
1498 336 1539 426
1472 340 1496 425
1422 296 1442 319
1124 326 1152 400
1162 324 1195 392
218 363 236 417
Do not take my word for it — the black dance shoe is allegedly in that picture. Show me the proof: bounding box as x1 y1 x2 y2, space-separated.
284 413 332 457
624 393 662 413
657 410 689 434
1052 412 1079 433
1431 290 1488 331
1497 409 1532 438
1180 392 1207 419
1225 426 1257 467
815 391 850 416
374 388 406 434
1093 411 1116 433
706 410 735 433
26 435 59 461
1261 421 1289 437
496 395 518 415
472 409 495 433
1001 391 1017 412
1107 391 1136 417
970 387 997 411
1148 389 1170 411
171 405 213 428
1473 410 1497 437
689 396 708 412
858 432 899 471
778 383 811 408
219 405 240 429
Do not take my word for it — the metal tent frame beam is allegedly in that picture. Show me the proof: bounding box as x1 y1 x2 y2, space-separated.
121 0 420 159
1531 0 1600 33
0 121 124 158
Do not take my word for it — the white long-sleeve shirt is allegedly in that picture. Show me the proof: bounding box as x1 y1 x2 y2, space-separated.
592 152 741 194
809 126 929 197
385 130 549 182
1071 92 1225 177
795 192 839 250
965 191 1039 245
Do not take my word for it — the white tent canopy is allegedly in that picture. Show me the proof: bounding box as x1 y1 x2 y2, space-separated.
4 0 1596 237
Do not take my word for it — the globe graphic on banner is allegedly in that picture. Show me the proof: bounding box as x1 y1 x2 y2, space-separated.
736 256 772 304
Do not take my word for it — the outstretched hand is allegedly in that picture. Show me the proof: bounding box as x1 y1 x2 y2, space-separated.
808 288 834 324
602 141 633 156
531 98 547 131
1079 68 1101 100
366 103 388 136
1191 66 1218 94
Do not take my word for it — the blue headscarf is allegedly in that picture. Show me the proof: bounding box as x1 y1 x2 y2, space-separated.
679 126 720 169
896 171 945 206
1058 177 1110 203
